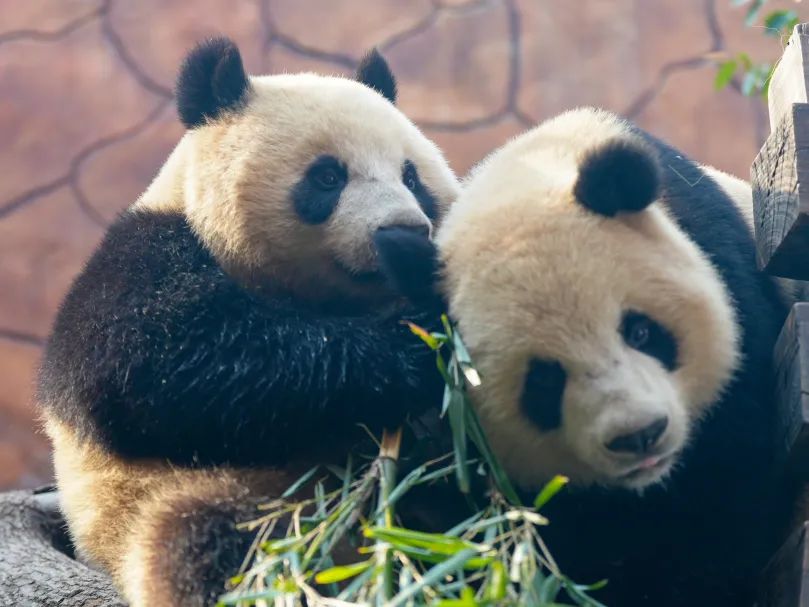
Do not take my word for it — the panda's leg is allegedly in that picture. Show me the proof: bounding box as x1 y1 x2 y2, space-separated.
120 470 287 607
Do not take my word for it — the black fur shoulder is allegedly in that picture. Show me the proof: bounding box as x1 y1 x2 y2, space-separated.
38 209 443 465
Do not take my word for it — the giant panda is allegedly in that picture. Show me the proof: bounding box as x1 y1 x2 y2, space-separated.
378 107 794 606
37 37 459 607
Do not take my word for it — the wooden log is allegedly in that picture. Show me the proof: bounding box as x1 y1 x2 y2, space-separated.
759 522 809 607
767 24 809 130
774 304 809 479
752 24 809 281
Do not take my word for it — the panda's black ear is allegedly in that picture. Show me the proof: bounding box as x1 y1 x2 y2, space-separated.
573 139 660 217
355 49 397 103
176 37 250 129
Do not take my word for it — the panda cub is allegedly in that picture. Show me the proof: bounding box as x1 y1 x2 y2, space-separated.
38 38 458 607
380 107 792 606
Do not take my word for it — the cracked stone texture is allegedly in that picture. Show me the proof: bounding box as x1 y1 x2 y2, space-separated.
0 0 803 489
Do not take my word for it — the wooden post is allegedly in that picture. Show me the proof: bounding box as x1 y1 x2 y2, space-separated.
755 22 809 607
774 304 809 479
760 523 809 607
751 24 809 280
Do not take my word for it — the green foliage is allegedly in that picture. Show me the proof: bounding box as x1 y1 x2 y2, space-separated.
219 319 606 606
715 1 801 100
763 9 800 35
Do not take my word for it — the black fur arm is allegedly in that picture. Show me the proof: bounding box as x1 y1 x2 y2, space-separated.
38 210 442 465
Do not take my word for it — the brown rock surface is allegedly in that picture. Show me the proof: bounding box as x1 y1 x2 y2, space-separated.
0 0 104 34
106 0 265 93
0 340 50 490
76 101 180 223
424 116 526 175
387 1 512 124
0 189 105 340
1 0 806 489
0 19 164 208
635 66 765 175
267 0 434 59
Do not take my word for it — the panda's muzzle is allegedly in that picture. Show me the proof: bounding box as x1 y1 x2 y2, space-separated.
605 416 668 456
373 224 440 304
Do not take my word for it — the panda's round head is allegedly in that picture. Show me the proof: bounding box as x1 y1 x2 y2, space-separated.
436 108 740 492
141 37 458 306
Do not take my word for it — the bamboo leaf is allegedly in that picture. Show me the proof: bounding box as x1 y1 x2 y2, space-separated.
261 536 305 554
281 465 319 498
336 565 378 601
441 314 454 338
314 560 373 585
562 576 609 607
485 560 507 601
372 464 427 518
434 586 479 606
741 70 759 96
714 59 737 90
407 322 440 350
364 526 489 555
533 475 570 510
448 387 470 494
441 383 453 416
463 404 522 505
744 0 765 26
763 9 798 35
436 353 452 386
386 548 478 607
445 510 485 537
538 574 562 602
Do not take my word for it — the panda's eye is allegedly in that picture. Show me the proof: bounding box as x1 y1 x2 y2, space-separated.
620 311 679 371
312 166 342 190
625 317 650 349
521 358 566 431
306 157 347 192
402 161 419 192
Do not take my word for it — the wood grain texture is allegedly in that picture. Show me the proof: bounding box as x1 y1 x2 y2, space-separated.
759 522 809 607
774 304 809 481
0 488 124 606
767 24 809 130
752 104 809 280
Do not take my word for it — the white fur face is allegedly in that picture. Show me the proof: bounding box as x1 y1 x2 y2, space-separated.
438 108 740 491
140 73 458 305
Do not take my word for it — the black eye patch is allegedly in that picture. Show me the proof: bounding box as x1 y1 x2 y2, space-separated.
521 358 566 431
402 160 438 221
292 155 348 224
620 311 679 371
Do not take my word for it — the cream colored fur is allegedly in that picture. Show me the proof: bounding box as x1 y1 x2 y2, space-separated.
47 418 304 605
700 165 754 231
50 69 459 606
136 73 459 305
437 108 741 491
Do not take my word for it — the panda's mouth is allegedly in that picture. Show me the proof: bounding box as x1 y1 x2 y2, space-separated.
615 452 676 485
334 259 386 284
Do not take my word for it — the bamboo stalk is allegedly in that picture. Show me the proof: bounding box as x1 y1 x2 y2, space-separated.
376 427 403 603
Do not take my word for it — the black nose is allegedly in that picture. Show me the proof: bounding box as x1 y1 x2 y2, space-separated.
606 417 668 455
376 223 430 238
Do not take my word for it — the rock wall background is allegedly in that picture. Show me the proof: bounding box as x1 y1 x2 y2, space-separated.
0 0 802 489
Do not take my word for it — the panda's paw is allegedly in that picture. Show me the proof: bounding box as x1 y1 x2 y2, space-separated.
121 478 258 607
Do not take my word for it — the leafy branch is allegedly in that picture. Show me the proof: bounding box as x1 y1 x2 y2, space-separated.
218 317 606 606
714 1 801 99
